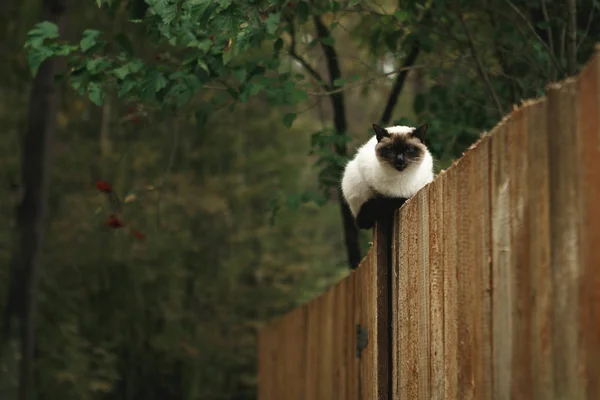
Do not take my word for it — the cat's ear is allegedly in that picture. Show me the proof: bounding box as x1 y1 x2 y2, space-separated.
372 124 389 142
411 123 428 142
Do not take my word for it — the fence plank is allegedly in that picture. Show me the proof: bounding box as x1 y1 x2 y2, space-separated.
395 195 417 399
393 189 432 399
455 137 492 400
524 99 554 400
428 177 445 400
578 48 600 400
507 108 534 398
547 79 585 400
442 165 458 400
490 120 512 400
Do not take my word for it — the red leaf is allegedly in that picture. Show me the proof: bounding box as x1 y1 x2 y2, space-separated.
131 116 139 124
131 228 145 240
96 180 113 193
105 214 125 228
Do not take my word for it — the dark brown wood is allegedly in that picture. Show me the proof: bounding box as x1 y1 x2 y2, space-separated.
374 218 392 400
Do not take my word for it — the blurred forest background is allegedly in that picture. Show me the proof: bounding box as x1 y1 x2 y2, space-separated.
0 0 599 398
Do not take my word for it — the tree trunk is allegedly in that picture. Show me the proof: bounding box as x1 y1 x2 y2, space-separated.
313 16 362 269
380 42 420 125
2 0 68 398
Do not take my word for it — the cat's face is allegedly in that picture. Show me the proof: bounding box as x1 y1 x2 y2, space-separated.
373 124 428 172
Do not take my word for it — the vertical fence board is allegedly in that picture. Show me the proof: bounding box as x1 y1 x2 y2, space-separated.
491 121 512 400
453 136 492 400
418 191 431 399
391 214 400 399
428 176 445 400
507 109 534 398
547 80 585 400
442 165 458 400
524 99 554 400
396 197 418 399
360 251 377 398
578 48 600 400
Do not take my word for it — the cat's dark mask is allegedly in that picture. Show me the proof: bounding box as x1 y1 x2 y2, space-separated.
373 123 429 172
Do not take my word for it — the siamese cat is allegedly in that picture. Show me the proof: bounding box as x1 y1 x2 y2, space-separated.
341 123 434 229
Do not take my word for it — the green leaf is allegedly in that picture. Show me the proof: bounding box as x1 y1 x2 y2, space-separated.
117 79 137 98
27 47 53 75
248 82 265 96
232 67 246 82
197 58 210 73
86 57 111 74
265 13 280 35
320 36 335 46
127 59 145 73
394 9 409 21
53 44 77 56
290 88 307 103
283 113 297 128
139 69 168 101
273 38 283 53
333 78 346 88
88 82 104 105
25 21 59 48
348 0 361 6
223 47 234 65
80 29 101 52
112 65 130 80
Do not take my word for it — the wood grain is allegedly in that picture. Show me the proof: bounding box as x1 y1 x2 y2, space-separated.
547 79 585 400
428 176 445 400
524 99 554 400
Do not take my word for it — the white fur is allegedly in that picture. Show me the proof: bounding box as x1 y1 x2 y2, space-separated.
341 125 434 218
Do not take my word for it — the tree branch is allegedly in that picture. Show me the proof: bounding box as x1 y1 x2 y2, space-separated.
505 0 565 76
540 0 555 75
566 0 577 75
380 42 421 125
458 13 505 119
305 64 423 97
288 20 330 92
577 1 595 51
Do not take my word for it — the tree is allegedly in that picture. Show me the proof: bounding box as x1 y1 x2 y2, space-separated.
1 0 68 398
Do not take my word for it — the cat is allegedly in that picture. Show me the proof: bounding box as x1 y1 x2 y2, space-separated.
341 123 434 229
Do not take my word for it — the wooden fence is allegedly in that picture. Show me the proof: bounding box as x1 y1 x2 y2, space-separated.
257 47 600 399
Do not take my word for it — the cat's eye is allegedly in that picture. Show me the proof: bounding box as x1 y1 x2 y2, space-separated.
405 145 418 155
